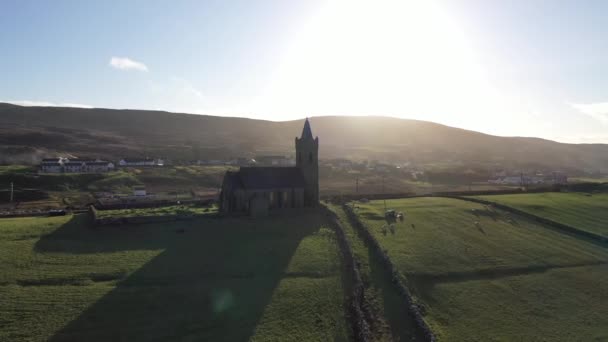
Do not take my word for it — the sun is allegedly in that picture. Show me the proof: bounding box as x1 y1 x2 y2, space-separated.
253 0 507 130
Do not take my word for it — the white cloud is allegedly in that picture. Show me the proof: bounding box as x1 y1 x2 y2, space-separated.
2 100 93 108
569 102 608 124
109 57 148 72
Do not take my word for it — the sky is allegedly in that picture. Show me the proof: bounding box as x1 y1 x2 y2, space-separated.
1 0 608 143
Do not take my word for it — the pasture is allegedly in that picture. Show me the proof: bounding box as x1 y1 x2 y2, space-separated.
355 197 608 341
474 192 608 237
0 212 349 341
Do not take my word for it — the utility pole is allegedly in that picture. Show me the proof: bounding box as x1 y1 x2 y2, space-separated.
10 182 14 203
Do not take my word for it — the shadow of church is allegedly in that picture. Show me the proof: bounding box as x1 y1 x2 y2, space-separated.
35 213 323 342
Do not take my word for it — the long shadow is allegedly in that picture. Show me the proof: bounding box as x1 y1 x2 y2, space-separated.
342 208 424 341
366 246 423 341
35 212 322 341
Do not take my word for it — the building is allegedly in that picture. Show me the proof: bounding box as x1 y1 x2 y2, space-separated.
63 161 85 173
40 161 63 173
40 157 114 173
40 157 66 173
119 158 163 167
219 118 319 215
84 161 115 173
551 171 568 184
133 185 147 196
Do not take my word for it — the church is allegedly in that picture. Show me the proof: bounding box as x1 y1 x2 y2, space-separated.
219 118 319 215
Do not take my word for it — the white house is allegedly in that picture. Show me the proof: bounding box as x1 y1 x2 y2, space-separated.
63 161 85 173
40 161 63 173
119 158 162 167
84 161 115 173
40 157 114 173
133 186 147 196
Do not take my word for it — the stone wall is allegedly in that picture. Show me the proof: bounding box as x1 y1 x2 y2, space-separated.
449 196 607 243
89 205 202 226
342 204 436 342
321 205 371 342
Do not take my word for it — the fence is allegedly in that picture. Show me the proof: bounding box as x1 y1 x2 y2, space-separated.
321 205 371 342
342 204 436 342
448 196 607 244
88 204 211 226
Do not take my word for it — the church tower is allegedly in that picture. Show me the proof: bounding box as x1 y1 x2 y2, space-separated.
295 118 319 206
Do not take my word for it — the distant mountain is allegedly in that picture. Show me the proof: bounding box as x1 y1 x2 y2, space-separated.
1 102 607 172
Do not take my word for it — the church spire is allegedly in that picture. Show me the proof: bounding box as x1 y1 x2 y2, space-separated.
301 118 313 140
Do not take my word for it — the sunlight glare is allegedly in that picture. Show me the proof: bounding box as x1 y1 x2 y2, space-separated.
255 0 509 131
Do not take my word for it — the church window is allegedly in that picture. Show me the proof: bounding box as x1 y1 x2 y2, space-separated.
309 152 313 163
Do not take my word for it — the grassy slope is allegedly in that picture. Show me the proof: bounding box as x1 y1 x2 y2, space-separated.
475 192 608 237
0 212 348 342
356 197 608 341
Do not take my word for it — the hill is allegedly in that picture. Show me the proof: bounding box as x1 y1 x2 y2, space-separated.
1 102 607 172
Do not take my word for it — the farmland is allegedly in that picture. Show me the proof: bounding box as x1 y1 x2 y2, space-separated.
0 211 349 341
474 192 608 237
355 197 608 341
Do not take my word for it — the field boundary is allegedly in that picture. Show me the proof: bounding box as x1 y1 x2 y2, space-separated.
342 204 436 342
89 205 210 226
322 205 371 342
447 196 607 244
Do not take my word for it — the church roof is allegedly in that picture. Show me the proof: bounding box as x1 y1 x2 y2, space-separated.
301 118 313 140
235 167 306 190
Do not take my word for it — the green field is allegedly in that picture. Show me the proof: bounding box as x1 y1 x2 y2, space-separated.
355 197 608 341
0 212 349 341
474 192 608 237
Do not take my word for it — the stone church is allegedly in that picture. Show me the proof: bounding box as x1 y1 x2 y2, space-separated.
219 118 319 215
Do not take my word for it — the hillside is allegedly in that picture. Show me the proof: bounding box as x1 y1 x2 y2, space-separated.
1 102 607 172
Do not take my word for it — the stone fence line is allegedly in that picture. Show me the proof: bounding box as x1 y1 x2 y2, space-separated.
342 204 436 342
447 196 607 244
321 205 371 342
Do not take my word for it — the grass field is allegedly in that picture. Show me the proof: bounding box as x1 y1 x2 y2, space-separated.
0 211 349 342
474 192 608 237
355 197 608 341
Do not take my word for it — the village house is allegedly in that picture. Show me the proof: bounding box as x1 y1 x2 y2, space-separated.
219 118 319 216
63 161 86 173
133 185 147 196
39 157 114 173
40 159 63 173
119 158 163 167
552 171 568 184
84 161 115 173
